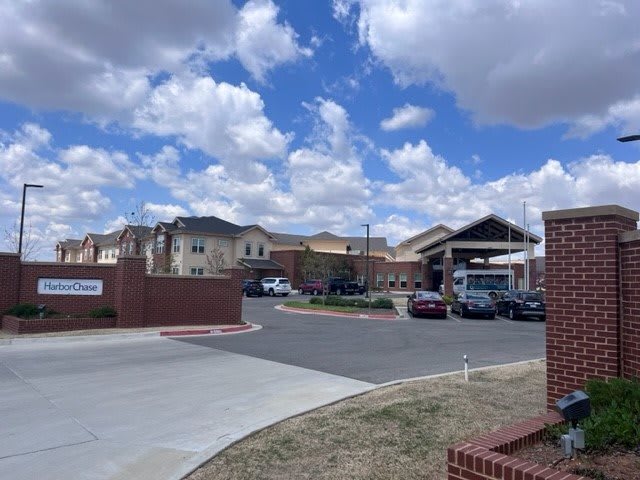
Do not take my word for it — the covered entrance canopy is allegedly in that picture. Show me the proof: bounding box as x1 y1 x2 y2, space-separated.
415 214 542 295
238 258 285 278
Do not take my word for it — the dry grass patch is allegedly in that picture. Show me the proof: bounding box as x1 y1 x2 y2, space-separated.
188 360 546 480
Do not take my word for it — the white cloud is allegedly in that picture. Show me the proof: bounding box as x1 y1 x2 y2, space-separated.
373 214 426 247
235 0 313 83
380 104 434 131
0 0 309 118
133 74 290 173
351 0 640 133
565 96 640 139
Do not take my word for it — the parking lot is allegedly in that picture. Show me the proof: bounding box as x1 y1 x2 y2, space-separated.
178 293 545 384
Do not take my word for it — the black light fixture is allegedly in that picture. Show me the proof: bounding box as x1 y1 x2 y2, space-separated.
617 134 640 142
18 183 44 256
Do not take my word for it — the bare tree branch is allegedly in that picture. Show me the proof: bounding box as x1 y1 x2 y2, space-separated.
3 220 42 260
206 247 227 274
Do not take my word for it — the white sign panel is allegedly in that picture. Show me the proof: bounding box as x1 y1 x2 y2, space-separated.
37 278 103 296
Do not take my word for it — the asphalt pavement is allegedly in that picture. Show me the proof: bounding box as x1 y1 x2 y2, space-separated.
0 293 545 479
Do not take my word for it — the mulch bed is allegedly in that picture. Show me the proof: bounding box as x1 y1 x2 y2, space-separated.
516 440 640 480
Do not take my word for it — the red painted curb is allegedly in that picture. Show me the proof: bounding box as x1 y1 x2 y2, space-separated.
279 305 397 320
159 324 253 337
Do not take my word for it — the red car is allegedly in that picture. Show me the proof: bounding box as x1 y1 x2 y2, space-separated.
407 291 448 319
298 279 323 295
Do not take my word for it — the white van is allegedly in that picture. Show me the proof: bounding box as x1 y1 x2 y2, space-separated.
260 277 292 297
452 269 513 298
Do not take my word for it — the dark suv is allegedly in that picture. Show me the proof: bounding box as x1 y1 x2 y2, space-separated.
324 277 358 295
242 279 264 297
496 290 545 320
298 279 323 295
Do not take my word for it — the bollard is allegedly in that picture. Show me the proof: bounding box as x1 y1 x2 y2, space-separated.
463 354 469 382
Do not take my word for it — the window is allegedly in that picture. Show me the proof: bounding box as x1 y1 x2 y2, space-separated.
98 249 103 260
155 234 165 254
171 267 179 275
76 252 82 262
189 267 204 276
388 273 396 288
413 272 422 289
376 273 384 288
258 243 265 257
399 273 407 289
128 243 134 255
65 251 70 262
110 249 116 259
172 237 181 253
218 239 229 247
191 238 205 254
245 241 252 256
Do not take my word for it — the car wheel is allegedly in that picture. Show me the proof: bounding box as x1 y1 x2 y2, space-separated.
460 307 466 318
336 288 342 296
298 288 304 295
540 316 546 322
407 303 412 315
440 313 448 319
509 307 517 320
269 289 275 297
488 292 497 300
312 289 318 296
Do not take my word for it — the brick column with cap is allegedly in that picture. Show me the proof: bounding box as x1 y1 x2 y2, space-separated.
114 256 147 328
0 253 21 314
542 205 638 409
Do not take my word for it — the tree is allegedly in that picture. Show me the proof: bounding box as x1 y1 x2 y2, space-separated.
124 201 156 229
300 245 319 280
3 220 42 261
206 247 227 274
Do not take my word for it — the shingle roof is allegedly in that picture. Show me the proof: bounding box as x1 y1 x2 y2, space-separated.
309 231 343 240
175 216 251 235
238 258 285 270
87 230 121 246
344 236 389 253
126 225 153 238
57 238 82 249
270 232 308 246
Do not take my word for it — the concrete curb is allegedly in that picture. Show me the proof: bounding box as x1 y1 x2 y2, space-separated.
276 304 399 320
0 323 261 346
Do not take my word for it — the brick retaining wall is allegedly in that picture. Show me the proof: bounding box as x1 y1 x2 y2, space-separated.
2 315 117 334
0 254 243 332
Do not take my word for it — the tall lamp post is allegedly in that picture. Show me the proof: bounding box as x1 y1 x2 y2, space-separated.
617 134 640 142
361 224 370 312
18 183 44 257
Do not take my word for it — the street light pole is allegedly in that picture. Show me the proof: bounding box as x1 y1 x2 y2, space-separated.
361 223 370 313
18 183 44 257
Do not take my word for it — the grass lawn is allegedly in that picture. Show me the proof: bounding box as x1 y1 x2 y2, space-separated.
187 360 546 480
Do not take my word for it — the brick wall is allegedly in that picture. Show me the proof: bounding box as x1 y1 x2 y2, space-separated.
446 412 580 480
0 254 242 333
542 205 639 408
620 231 640 379
3 315 117 334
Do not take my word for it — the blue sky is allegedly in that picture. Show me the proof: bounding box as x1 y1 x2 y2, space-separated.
1 0 640 260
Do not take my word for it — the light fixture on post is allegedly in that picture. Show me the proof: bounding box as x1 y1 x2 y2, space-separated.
617 134 640 142
18 183 44 257
361 224 370 313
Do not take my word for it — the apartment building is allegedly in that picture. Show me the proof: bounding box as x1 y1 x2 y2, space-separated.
270 231 395 260
147 216 284 276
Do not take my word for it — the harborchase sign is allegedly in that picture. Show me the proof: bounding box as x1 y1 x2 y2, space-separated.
37 278 103 296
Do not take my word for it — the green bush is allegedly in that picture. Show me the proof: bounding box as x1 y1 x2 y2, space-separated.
309 297 323 305
441 294 454 305
371 297 393 309
5 303 39 318
579 377 640 450
88 306 117 318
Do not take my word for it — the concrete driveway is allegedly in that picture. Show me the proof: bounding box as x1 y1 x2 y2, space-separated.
0 336 373 480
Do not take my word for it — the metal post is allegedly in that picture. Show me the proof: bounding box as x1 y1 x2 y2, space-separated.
18 183 43 257
464 354 469 382
362 223 370 313
523 201 527 290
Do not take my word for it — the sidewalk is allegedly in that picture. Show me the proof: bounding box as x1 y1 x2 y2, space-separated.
0 322 260 345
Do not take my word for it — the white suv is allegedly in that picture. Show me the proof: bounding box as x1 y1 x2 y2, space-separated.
260 277 292 297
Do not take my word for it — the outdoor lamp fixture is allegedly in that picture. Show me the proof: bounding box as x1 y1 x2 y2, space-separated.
617 134 640 142
555 390 591 458
18 183 44 256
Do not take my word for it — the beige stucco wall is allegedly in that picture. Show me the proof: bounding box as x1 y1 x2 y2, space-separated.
305 239 348 253
233 229 273 261
396 227 451 262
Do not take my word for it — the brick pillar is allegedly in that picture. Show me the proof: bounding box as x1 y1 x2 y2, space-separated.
0 253 21 314
423 261 433 290
114 256 147 328
443 257 453 296
542 205 638 409
224 266 245 325
527 258 536 290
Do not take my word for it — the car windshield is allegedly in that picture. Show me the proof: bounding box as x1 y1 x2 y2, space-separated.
467 294 490 300
416 292 439 300
523 293 542 301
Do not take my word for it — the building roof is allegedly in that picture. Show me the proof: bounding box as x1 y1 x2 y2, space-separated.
238 258 285 270
309 231 343 240
395 224 454 247
56 238 82 249
344 236 389 253
85 230 121 247
270 232 308 246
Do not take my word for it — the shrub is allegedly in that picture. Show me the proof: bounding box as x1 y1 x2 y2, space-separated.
5 303 39 318
579 377 640 450
309 297 323 305
441 295 454 305
371 297 393 309
88 306 117 318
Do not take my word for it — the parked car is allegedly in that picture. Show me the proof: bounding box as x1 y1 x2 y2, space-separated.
496 290 545 321
298 279 323 295
324 277 358 295
407 291 448 319
451 292 496 319
260 277 292 297
242 279 264 297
